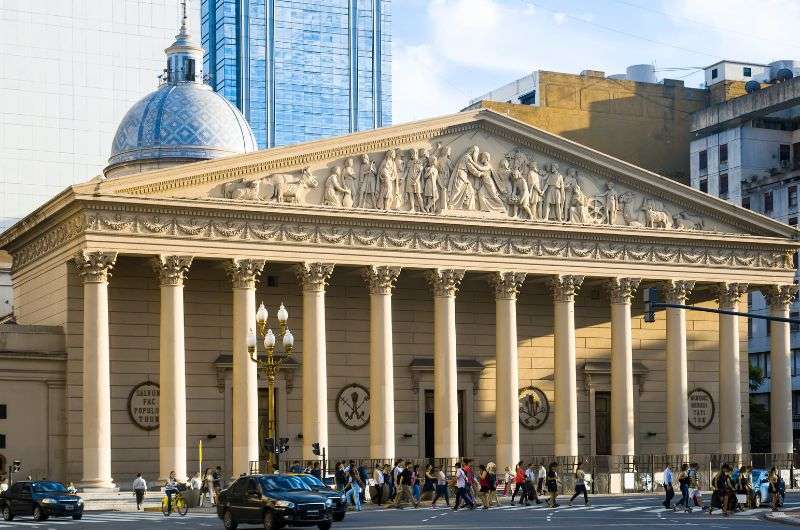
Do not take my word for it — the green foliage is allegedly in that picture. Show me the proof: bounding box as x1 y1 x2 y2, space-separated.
749 364 765 392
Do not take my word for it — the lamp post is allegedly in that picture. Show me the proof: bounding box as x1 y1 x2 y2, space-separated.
247 302 294 473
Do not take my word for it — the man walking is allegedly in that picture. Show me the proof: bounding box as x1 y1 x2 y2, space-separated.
526 462 541 504
537 461 547 495
132 472 147 510
212 466 223 506
662 463 675 510
453 462 476 510
392 461 419 508
373 463 385 506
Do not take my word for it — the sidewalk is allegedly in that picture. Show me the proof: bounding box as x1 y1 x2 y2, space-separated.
766 508 800 526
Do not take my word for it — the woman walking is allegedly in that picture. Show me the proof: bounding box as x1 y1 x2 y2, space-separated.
546 462 560 508
411 464 421 502
486 462 499 507
511 461 528 505
431 466 450 508
424 464 436 500
502 466 513 497
674 463 692 512
478 464 492 509
736 465 753 510
568 462 590 507
346 468 363 511
769 467 781 512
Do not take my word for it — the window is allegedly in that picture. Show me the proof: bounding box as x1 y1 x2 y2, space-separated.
794 351 799 377
743 66 752 77
699 177 708 193
519 90 536 105
792 311 800 333
790 217 798 226
781 144 791 163
751 351 771 378
748 317 754 338
712 68 718 79
765 191 774 213
719 143 728 164
767 318 772 336
699 150 708 173
0 404 5 419
719 173 728 197
790 186 798 208
0 434 4 449
742 196 751 209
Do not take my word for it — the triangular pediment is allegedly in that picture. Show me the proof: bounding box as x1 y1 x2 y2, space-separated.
74 109 797 239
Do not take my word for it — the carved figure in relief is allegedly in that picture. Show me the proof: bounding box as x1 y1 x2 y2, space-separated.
342 158 357 199
422 155 440 213
356 154 377 208
323 166 351 207
377 149 401 210
568 183 589 223
404 148 425 212
263 167 318 204
563 168 579 222
510 168 533 219
599 181 619 224
641 198 670 229
542 163 565 221
437 145 453 191
223 178 261 201
674 211 704 230
619 191 644 227
527 160 544 220
449 146 479 210
471 152 508 214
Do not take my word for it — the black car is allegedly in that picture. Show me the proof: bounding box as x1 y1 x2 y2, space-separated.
0 481 84 522
217 474 334 530
291 473 347 522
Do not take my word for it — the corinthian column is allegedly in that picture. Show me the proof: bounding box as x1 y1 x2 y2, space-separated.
716 282 748 455
606 277 641 457
764 284 799 455
663 280 694 457
295 262 335 459
226 258 265 476
362 265 401 460
152 255 193 482
489 271 526 474
426 268 465 459
548 275 584 457
74 250 118 491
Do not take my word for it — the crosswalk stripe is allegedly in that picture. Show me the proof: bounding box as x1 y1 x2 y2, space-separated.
588 506 623 511
618 506 651 512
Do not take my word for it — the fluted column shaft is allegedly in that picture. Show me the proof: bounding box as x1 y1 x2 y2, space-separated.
549 275 584 457
428 269 465 459
296 263 335 459
363 266 401 460
490 272 526 473
664 280 694 457
75 251 118 491
227 259 265 476
153 256 193 482
608 278 640 457
717 282 748 455
765 285 799 455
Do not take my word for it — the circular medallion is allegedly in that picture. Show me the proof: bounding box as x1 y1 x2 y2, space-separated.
519 386 549 430
688 388 715 430
336 383 370 430
127 381 160 431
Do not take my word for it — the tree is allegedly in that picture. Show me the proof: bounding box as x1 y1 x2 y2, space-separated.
749 364 770 453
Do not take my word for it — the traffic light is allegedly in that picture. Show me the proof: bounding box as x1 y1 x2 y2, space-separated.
264 438 275 455
278 437 289 454
312 442 321 456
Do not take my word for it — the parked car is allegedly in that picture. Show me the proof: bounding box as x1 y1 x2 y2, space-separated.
217 474 333 530
0 481 84 521
291 473 347 522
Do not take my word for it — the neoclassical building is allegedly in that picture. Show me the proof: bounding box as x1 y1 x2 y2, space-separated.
1 18 799 492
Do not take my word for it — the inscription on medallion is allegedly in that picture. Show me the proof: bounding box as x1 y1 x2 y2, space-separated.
688 388 714 430
128 381 160 431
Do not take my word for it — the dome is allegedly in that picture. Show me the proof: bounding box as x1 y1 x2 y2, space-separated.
104 5 257 177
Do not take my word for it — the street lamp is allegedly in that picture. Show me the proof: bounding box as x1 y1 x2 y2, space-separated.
247 302 294 473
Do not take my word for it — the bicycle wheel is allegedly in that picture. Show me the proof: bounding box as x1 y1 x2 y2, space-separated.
176 496 188 516
161 496 170 516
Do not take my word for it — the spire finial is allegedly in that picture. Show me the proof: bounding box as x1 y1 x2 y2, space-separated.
179 0 189 34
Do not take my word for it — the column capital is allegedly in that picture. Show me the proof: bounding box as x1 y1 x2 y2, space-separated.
662 280 695 305
362 265 401 295
489 271 526 300
294 262 334 292
716 282 749 308
73 251 118 283
152 255 193 286
605 277 641 304
548 274 584 303
426 268 465 297
764 284 799 310
226 258 266 289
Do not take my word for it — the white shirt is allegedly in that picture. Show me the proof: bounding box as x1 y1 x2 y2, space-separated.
437 471 447 486
190 476 202 490
525 468 536 481
374 469 384 484
133 477 147 490
538 466 546 478
393 466 403 481
456 468 467 489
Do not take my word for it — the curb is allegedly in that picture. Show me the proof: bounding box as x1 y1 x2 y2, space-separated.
764 511 800 527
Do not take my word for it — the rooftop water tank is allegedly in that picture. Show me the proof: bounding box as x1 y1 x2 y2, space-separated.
626 64 657 84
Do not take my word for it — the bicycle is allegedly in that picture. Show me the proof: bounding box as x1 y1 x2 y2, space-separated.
161 487 189 517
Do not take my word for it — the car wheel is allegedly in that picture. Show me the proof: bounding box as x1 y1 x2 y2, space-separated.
72 513 83 520
263 510 279 530
317 522 332 530
333 513 345 522
223 509 238 530
32 505 49 522
1 506 13 521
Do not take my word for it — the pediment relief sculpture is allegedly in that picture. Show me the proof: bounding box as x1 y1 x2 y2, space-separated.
205 135 718 232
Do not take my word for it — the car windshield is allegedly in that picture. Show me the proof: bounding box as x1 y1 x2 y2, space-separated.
297 475 325 488
33 482 68 494
259 475 311 492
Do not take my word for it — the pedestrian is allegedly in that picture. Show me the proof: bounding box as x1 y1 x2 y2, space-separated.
526 462 541 504
546 462 560 508
164 471 179 514
462 459 478 506
346 468 363 511
569 462 590 507
453 462 475 511
674 463 691 512
537 461 547 495
358 462 370 504
662 463 675 510
411 464 421 501
200 468 212 507
486 462 499 507
383 464 394 501
502 466 513 497
132 472 147 510
212 466 223 506
66 482 77 494
478 464 492 509
511 461 528 505
424 464 436 498
431 466 450 508
769 466 781 512
373 463 385 506
721 463 736 516
687 462 704 510
190 471 202 491
334 462 346 491
392 461 419 509
289 460 303 473
391 459 404 500
736 465 752 510
310 461 322 479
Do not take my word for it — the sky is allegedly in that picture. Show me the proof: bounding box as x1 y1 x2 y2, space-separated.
390 0 800 123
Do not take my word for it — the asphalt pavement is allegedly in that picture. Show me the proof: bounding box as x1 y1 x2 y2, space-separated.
2 493 798 529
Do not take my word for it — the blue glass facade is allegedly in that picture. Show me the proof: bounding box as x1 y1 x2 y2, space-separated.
202 0 391 148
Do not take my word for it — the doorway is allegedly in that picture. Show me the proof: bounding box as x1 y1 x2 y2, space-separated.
424 390 466 458
258 388 279 463
595 391 611 456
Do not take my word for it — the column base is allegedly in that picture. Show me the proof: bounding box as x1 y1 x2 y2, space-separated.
78 479 118 493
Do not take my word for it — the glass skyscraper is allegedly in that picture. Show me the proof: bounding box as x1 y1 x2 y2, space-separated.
201 0 391 148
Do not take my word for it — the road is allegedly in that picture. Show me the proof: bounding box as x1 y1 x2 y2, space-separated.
1 494 797 529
